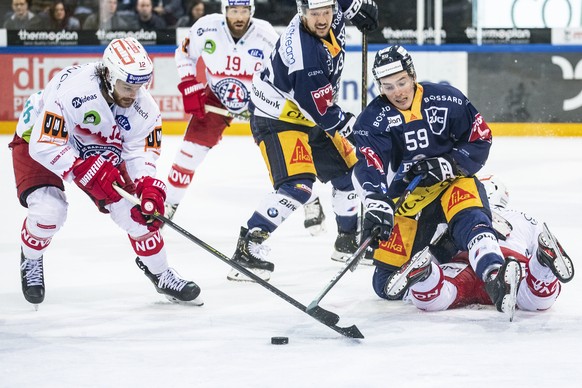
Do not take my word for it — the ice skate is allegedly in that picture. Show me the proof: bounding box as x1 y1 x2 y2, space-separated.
228 227 274 282
537 223 574 283
384 246 433 300
304 197 326 236
20 250 45 308
331 231 358 263
484 257 521 321
135 257 203 305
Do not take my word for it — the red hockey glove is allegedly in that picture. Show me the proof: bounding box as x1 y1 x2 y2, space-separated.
72 155 124 205
130 177 166 231
178 76 206 119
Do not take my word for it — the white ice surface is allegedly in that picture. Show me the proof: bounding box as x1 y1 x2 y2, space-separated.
1 135 581 387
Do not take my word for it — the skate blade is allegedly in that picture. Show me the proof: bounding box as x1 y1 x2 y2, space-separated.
227 268 271 282
542 223 575 282
330 251 351 263
501 260 521 322
306 223 327 237
164 295 204 306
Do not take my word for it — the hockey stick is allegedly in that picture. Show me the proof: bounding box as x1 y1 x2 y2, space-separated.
205 105 250 121
306 174 423 313
113 186 364 339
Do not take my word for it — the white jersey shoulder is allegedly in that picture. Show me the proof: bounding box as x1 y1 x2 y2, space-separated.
26 63 161 182
495 207 543 260
176 13 278 113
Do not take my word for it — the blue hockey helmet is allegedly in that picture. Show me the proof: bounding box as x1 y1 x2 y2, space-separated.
372 45 416 89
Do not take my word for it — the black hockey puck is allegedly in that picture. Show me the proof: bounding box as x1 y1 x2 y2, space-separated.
271 336 289 345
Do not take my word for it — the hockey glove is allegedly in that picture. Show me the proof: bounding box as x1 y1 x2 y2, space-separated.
404 154 458 187
73 155 124 205
337 112 356 138
178 76 206 119
363 193 395 249
130 177 167 231
344 0 379 33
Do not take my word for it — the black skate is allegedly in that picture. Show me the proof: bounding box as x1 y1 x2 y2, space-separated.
384 246 434 300
537 223 574 283
304 197 326 236
20 250 45 307
331 231 358 263
228 227 275 282
484 257 521 321
135 257 203 305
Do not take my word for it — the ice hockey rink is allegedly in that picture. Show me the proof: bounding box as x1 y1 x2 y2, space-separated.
1 134 581 387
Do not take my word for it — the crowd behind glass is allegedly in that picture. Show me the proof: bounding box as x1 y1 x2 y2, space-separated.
2 0 472 32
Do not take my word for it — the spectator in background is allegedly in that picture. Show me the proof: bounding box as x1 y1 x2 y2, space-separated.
175 0 203 27
152 0 183 27
83 0 138 29
4 0 36 29
45 0 81 30
117 0 136 11
135 0 166 29
72 0 98 24
30 0 52 13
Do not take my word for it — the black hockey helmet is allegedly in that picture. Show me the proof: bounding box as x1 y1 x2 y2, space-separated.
372 45 416 89
296 0 337 16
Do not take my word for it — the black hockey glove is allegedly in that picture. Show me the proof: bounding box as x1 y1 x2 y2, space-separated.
344 0 379 33
363 193 395 249
404 154 458 187
337 112 356 138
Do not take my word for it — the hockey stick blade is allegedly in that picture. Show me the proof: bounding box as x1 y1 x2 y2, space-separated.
113 186 364 339
305 175 423 313
306 232 377 315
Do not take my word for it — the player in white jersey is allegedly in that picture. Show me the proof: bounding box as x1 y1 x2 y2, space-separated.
165 0 330 227
382 175 575 315
227 0 379 282
9 38 202 307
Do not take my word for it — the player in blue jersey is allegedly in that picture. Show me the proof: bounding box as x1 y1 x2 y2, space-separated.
351 45 521 317
227 0 379 282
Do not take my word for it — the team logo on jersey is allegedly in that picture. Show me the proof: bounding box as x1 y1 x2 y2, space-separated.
425 106 448 135
215 78 249 111
468 113 492 143
310 84 333 116
359 146 384 174
116 115 131 131
447 186 476 211
74 138 122 166
378 224 407 257
72 94 97 109
290 139 312 164
203 40 216 54
39 112 67 146
83 110 101 125
248 49 264 59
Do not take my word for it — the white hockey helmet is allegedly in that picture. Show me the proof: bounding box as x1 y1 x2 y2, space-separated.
296 0 337 15
102 37 153 97
480 175 510 208
372 45 416 91
222 0 255 17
